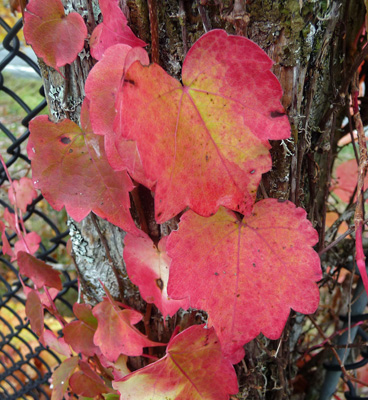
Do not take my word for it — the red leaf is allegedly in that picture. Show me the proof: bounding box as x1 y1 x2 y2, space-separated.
167 199 322 362
27 101 140 235
4 208 16 231
0 221 13 257
114 325 238 399
72 302 97 328
99 354 130 380
23 0 87 73
8 177 38 213
124 233 189 317
333 159 367 203
63 318 99 357
116 29 290 223
50 356 79 400
39 329 71 357
25 289 44 336
17 251 62 290
89 0 146 60
13 231 41 261
85 44 152 187
92 297 164 362
69 361 111 397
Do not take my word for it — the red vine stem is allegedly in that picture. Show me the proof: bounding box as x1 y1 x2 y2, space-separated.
352 75 368 295
147 0 159 64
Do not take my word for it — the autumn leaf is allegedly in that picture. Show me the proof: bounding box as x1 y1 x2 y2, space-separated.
92 297 164 362
116 29 290 223
0 220 13 257
85 44 152 187
39 329 72 357
69 361 112 397
90 0 146 60
27 100 140 235
25 289 44 336
332 159 366 203
124 233 189 317
63 303 100 357
13 232 41 261
17 251 62 290
50 356 79 400
114 325 238 399
8 177 38 213
23 0 87 73
167 199 322 362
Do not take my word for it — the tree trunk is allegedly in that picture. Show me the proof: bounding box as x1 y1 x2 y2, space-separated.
39 0 366 398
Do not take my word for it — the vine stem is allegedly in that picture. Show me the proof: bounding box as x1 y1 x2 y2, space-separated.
352 74 368 295
147 0 159 64
308 315 368 387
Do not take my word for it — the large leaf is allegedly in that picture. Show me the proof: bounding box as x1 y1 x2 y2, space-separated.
8 177 37 213
114 325 238 400
90 0 146 60
27 101 139 234
93 297 164 362
124 233 189 317
116 29 290 223
167 199 322 363
25 289 44 336
23 0 87 73
17 251 62 290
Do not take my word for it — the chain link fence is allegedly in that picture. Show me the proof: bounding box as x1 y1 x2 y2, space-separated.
0 17 77 400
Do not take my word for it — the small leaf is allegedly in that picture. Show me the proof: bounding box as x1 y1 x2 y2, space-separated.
13 232 41 261
90 0 146 60
117 29 290 222
0 221 13 257
73 302 98 328
63 320 99 357
51 356 79 400
167 199 322 362
17 251 62 290
27 101 140 235
69 361 111 397
124 233 189 317
100 354 130 380
113 325 238 399
25 289 44 336
93 297 164 362
39 329 71 357
23 0 87 73
8 177 38 213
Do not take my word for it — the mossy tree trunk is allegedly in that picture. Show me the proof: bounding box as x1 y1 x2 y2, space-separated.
39 0 366 398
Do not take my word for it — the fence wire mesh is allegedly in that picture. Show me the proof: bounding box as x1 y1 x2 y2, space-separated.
0 17 76 400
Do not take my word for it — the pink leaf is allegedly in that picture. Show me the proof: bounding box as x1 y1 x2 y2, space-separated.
167 199 322 362
13 232 41 261
3 208 16 231
17 251 62 290
89 0 146 60
27 100 140 235
92 297 164 362
25 289 44 336
8 177 38 213
39 330 71 357
124 233 189 317
23 0 87 73
114 325 238 399
116 29 290 223
0 221 13 257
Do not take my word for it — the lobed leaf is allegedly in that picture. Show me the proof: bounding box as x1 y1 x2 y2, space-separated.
90 0 146 60
23 0 87 73
167 199 322 362
114 325 238 399
8 177 38 213
51 356 79 400
27 101 140 235
116 29 290 223
93 297 164 362
124 233 189 317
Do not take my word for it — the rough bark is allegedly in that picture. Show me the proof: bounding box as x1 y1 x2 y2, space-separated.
38 0 366 398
